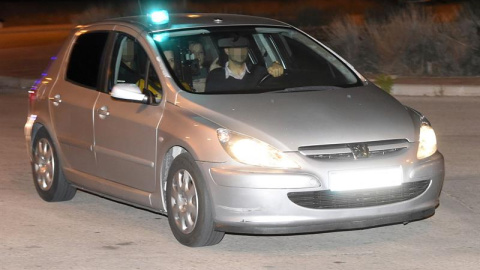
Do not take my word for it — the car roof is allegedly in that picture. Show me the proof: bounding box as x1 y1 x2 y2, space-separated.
97 13 291 33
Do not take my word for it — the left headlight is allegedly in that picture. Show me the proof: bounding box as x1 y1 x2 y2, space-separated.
217 128 299 169
417 124 437 159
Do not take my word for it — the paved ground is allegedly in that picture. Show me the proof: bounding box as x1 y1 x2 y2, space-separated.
0 92 479 269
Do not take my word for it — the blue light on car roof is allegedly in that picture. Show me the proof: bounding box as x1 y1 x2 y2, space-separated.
153 33 169 42
149 10 169 24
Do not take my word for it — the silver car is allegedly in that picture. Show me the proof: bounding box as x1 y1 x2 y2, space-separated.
24 11 444 247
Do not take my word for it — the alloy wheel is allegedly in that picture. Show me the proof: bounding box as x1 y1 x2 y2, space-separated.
170 169 198 234
33 138 55 191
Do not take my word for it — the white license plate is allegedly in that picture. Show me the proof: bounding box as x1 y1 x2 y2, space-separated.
329 166 403 191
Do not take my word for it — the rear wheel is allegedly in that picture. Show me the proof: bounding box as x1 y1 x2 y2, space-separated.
31 128 76 202
166 153 224 247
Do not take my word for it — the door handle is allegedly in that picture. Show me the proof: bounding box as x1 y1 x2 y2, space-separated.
97 105 110 119
49 94 62 106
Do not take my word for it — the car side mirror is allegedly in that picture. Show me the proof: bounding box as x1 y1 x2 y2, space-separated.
111 84 149 104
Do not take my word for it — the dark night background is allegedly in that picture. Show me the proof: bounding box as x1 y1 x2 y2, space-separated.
0 0 471 26
0 0 478 78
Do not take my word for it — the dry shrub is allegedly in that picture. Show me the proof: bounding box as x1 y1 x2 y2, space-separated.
368 8 440 76
325 4 480 76
324 16 377 75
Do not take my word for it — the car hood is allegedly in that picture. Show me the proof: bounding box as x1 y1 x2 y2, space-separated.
176 85 416 151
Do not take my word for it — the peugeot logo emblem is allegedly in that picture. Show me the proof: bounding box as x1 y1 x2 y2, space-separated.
348 143 370 159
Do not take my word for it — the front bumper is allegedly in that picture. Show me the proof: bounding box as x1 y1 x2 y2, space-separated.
199 151 444 235
215 207 436 235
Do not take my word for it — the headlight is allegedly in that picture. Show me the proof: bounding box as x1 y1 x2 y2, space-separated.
217 128 299 169
417 124 437 159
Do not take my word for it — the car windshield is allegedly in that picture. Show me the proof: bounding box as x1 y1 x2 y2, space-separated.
153 26 362 94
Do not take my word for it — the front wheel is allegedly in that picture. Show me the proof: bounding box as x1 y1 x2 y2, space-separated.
31 128 76 202
166 153 224 247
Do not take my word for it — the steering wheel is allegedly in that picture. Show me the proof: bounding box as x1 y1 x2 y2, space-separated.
257 73 272 86
257 70 289 87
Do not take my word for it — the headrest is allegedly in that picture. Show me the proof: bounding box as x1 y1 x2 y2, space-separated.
218 36 249 48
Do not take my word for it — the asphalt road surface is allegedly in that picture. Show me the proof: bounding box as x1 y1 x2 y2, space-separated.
0 92 479 269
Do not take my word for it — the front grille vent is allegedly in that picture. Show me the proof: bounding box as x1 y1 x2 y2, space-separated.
287 180 430 209
299 139 410 160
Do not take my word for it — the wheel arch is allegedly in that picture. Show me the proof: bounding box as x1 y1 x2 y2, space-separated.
30 122 61 153
159 145 188 211
30 122 45 148
29 122 68 170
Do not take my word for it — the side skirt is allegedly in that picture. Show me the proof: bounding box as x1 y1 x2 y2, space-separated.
64 168 164 214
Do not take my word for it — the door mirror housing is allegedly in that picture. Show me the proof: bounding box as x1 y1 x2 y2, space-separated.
111 84 148 103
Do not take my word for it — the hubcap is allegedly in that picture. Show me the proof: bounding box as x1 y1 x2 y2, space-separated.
33 138 55 191
170 169 198 234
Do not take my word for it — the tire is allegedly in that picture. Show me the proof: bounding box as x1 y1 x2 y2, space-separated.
31 128 76 202
166 153 224 247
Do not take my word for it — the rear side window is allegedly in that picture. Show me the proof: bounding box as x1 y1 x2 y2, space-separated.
66 32 108 89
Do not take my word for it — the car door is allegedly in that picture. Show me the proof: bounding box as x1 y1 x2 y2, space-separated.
93 32 163 192
49 31 109 176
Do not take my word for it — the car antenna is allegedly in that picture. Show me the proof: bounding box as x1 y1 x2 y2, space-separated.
137 0 144 15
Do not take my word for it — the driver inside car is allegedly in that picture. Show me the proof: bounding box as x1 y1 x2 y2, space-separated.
205 36 284 93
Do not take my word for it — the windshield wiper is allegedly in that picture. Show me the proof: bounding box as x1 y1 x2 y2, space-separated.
272 86 342 93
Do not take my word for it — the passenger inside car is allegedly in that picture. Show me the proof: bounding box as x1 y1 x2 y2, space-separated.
189 41 208 79
188 41 209 92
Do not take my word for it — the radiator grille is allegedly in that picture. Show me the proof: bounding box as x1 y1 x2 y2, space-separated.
299 139 410 160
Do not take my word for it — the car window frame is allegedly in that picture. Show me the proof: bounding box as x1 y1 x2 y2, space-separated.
65 31 112 92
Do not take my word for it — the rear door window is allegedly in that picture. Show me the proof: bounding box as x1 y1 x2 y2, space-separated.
66 32 109 89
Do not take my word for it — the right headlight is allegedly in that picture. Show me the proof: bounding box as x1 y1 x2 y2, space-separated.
417 124 437 159
216 128 299 169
